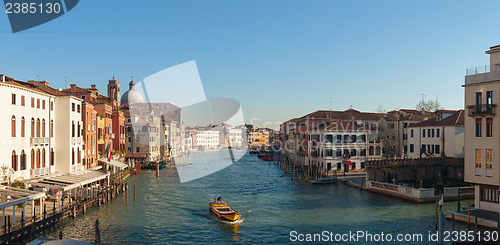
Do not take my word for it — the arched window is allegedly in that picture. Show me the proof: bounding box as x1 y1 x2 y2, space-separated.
77 122 80 137
31 149 35 169
21 117 25 137
50 148 54 166
11 116 16 137
36 119 40 137
20 150 26 170
36 149 40 168
72 121 75 137
375 146 381 155
50 120 53 137
77 147 81 163
42 148 46 168
42 119 46 137
31 118 35 137
11 150 17 171
72 148 75 165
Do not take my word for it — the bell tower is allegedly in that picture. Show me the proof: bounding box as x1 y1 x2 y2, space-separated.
108 76 120 106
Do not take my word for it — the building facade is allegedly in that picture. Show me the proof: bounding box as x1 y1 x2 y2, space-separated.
464 44 500 213
407 110 465 159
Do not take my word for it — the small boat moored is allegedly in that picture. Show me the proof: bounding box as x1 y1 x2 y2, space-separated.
209 197 241 222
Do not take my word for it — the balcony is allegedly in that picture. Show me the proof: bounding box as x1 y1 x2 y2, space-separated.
467 104 496 117
30 167 50 177
30 137 50 146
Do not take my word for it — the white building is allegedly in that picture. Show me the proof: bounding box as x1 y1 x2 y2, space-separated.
53 96 85 173
406 110 464 159
131 115 162 162
228 127 244 148
0 76 84 184
196 129 220 150
312 120 383 174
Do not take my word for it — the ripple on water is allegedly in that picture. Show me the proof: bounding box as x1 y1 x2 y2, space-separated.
37 153 472 244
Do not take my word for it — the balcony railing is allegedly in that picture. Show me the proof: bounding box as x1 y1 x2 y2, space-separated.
465 64 500 85
466 65 490 76
30 167 50 177
30 137 50 146
467 104 496 117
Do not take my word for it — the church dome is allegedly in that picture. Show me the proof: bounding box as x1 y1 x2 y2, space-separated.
120 80 144 106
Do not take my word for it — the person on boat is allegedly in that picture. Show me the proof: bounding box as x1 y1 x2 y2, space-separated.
217 196 222 202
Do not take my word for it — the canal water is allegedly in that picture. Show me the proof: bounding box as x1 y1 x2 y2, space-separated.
39 153 470 244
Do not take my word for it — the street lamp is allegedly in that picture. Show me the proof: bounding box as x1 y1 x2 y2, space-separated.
457 171 462 212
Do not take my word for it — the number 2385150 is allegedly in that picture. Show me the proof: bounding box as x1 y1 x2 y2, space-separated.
5 2 61 14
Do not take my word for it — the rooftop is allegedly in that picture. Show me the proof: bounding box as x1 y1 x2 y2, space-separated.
409 110 464 128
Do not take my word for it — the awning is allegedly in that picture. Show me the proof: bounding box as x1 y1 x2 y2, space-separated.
98 159 128 169
0 186 46 209
345 161 353 166
27 170 109 191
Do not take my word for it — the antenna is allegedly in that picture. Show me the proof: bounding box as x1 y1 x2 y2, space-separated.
329 97 332 111
65 76 68 88
36 75 40 80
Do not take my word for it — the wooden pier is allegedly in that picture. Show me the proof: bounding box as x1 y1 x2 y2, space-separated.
0 170 131 244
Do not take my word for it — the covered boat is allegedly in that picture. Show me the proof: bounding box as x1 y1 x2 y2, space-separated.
209 197 240 222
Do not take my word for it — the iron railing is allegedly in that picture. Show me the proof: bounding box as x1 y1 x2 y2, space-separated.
467 104 496 117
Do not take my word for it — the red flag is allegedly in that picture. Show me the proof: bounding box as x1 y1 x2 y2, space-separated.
106 144 111 162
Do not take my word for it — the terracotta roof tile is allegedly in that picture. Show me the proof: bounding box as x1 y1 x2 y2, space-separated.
300 109 386 121
409 110 464 127
62 85 92 93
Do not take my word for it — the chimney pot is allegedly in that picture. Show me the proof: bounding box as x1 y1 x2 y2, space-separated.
91 85 96 89
70 84 76 88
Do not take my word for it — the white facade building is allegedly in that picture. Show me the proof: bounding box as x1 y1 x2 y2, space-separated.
228 128 244 148
196 129 220 150
54 96 85 174
0 76 84 184
312 121 383 173
132 115 162 162
407 110 464 159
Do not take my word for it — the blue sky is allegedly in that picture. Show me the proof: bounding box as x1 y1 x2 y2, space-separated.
1 0 500 128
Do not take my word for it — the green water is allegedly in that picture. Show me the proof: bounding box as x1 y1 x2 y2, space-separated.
37 154 473 244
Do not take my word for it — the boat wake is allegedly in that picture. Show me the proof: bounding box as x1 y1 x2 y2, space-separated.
212 215 244 224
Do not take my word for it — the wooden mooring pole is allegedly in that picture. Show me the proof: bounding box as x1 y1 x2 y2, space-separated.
467 199 471 229
435 200 438 229
94 219 101 244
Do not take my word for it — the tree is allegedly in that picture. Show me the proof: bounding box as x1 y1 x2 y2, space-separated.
416 94 443 112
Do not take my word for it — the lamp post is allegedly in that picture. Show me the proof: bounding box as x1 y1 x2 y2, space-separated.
457 172 462 212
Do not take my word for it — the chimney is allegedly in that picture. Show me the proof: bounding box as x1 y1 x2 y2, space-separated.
1 74 4 83
91 84 96 89
41 80 49 86
70 84 76 88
